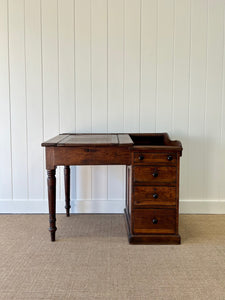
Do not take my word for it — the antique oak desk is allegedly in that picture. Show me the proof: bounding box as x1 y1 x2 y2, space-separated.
42 133 182 244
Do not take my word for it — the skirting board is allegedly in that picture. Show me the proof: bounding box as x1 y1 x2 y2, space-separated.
0 199 125 214
0 199 225 214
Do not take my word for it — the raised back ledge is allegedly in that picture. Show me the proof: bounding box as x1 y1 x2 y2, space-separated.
161 132 183 148
129 132 183 153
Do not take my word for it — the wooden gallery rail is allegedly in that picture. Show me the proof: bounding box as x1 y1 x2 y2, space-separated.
42 133 182 245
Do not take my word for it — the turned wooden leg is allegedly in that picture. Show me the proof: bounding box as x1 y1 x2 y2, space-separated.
64 166 71 217
47 169 57 241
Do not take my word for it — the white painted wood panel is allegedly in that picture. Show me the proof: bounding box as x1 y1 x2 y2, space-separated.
107 0 125 203
91 0 108 201
220 4 225 201
41 0 59 140
25 0 44 199
156 0 174 132
1 0 225 213
41 0 61 200
75 0 92 133
58 0 75 134
91 0 108 133
173 0 190 200
0 0 12 199
140 0 157 132
58 0 76 202
108 0 124 133
75 0 92 202
124 0 141 132
204 0 224 200
188 0 208 200
108 165 125 202
8 0 28 199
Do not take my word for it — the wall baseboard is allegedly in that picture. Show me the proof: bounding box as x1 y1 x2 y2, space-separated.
1 199 225 214
0 199 125 214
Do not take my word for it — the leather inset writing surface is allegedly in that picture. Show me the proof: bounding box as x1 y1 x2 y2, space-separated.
58 134 118 146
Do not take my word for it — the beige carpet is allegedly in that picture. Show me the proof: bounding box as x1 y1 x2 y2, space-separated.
0 214 225 300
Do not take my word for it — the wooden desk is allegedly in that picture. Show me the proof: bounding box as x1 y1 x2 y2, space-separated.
42 133 182 244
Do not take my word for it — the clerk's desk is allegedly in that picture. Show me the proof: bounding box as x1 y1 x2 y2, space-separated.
42 133 182 244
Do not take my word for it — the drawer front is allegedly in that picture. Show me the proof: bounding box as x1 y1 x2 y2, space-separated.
133 209 176 234
134 186 176 207
54 146 131 165
133 166 176 185
133 152 177 165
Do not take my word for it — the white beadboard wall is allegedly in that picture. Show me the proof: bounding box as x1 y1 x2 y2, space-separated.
0 0 225 214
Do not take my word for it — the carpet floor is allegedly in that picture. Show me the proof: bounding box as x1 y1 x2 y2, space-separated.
0 214 225 300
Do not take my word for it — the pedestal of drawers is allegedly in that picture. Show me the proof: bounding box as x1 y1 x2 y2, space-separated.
125 149 181 245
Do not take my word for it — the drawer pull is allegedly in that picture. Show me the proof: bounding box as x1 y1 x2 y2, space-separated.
138 154 144 161
152 170 158 177
153 193 158 199
167 155 173 161
152 218 158 224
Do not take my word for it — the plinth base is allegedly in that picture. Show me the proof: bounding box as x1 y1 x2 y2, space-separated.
124 208 181 245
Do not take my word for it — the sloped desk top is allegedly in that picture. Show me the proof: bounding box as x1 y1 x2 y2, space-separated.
42 133 182 149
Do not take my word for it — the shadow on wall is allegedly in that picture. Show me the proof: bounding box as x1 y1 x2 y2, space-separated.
176 133 225 201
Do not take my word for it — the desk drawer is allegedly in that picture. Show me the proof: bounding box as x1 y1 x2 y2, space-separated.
133 209 176 234
133 166 176 185
134 186 176 207
54 146 131 165
133 152 177 165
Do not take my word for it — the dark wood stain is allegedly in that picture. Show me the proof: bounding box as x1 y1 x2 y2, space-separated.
42 133 182 245
133 186 176 207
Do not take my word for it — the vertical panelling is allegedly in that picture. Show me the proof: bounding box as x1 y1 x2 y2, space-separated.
0 0 12 199
220 10 225 200
173 0 190 135
1 0 225 213
8 0 28 199
41 0 59 140
108 0 125 203
156 0 174 132
108 165 125 203
58 0 75 133
205 0 225 199
58 0 75 203
92 166 108 201
75 0 92 202
140 0 157 132
41 0 60 200
188 0 208 199
75 0 92 133
25 0 44 199
108 0 124 132
91 0 107 133
91 0 108 200
173 0 190 200
124 0 141 132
